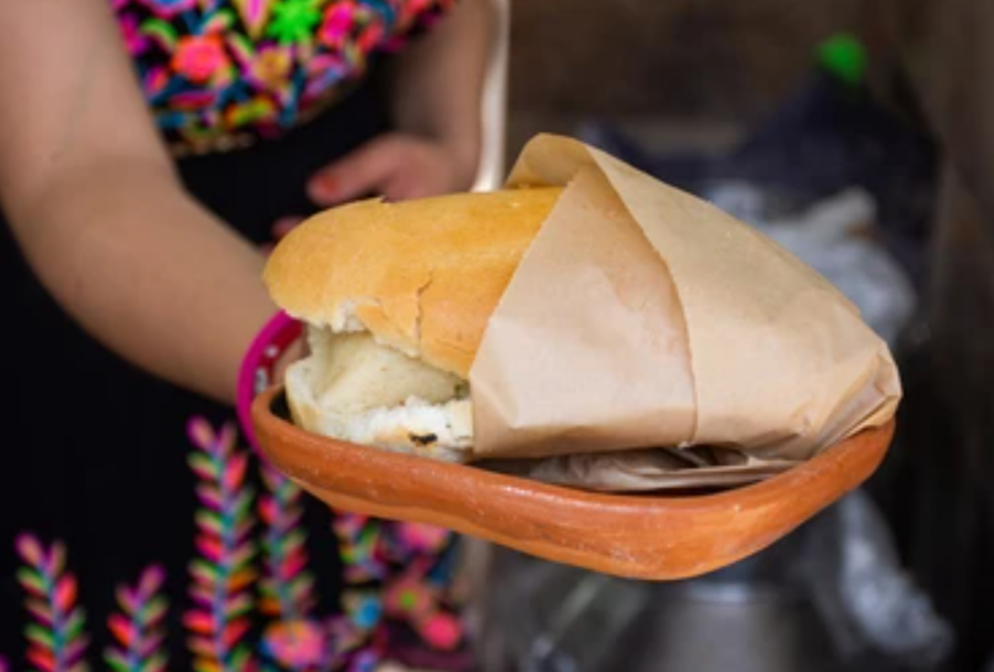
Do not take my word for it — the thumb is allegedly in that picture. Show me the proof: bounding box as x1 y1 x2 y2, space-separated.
271 216 304 240
307 138 400 206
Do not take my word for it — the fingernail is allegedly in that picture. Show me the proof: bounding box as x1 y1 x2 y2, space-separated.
308 175 337 202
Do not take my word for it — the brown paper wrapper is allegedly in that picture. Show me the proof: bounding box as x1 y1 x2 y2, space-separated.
468 135 901 490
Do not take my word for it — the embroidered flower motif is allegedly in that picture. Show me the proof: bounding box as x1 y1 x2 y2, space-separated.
117 12 150 55
397 523 450 554
246 43 294 89
343 590 383 630
319 1 358 48
172 34 229 82
421 611 463 651
8 412 465 672
381 558 465 651
118 0 453 150
262 619 327 668
135 0 199 18
268 0 323 45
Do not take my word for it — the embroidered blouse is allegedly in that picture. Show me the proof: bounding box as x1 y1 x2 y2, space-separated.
111 0 455 153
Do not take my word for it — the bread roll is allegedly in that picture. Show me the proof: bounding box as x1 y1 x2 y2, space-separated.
264 188 562 458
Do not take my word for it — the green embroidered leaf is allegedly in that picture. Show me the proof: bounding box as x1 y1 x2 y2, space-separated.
225 593 254 619
143 596 169 626
203 8 236 33
229 645 253 671
228 543 256 571
103 651 130 672
64 609 87 642
194 510 223 537
25 623 55 650
285 528 307 551
189 559 219 585
141 652 168 672
290 574 316 600
139 19 178 51
233 489 255 521
16 567 47 595
225 32 256 65
187 453 218 481
140 652 168 672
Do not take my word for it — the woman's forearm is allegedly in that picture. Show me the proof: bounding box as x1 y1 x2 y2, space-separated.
8 158 276 404
388 0 495 184
0 0 281 404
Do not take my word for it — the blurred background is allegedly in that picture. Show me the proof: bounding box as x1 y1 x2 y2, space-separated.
478 1 994 671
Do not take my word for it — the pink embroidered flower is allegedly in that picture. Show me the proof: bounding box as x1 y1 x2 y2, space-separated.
421 611 463 651
172 35 229 83
383 573 464 651
262 619 327 668
117 13 149 56
397 523 450 553
319 1 358 48
384 576 434 620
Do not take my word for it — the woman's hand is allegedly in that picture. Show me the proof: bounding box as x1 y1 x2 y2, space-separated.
268 131 477 241
305 0 494 208
306 132 478 206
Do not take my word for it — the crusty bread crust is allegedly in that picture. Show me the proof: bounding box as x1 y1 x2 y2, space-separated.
263 188 562 378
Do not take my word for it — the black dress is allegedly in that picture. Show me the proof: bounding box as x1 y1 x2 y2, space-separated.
0 75 469 671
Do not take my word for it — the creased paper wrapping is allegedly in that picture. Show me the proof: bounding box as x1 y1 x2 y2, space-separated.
468 135 901 490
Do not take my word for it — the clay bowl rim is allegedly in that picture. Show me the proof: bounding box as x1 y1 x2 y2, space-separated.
252 384 894 578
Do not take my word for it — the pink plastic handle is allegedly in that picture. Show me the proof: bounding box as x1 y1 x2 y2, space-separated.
236 311 302 453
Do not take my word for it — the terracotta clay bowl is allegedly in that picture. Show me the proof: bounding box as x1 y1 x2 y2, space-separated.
253 385 894 580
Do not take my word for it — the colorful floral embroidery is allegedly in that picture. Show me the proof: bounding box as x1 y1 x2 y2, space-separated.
5 417 468 672
260 619 326 668
268 0 323 45
135 0 199 18
15 535 89 672
112 0 456 150
184 419 257 672
104 566 169 672
172 34 229 82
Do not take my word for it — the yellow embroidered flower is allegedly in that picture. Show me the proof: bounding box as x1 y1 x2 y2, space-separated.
250 45 294 90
